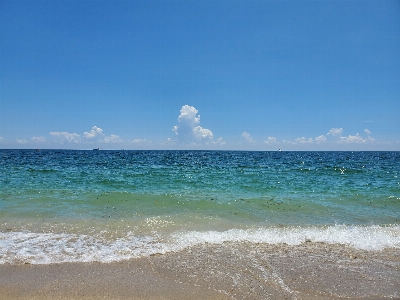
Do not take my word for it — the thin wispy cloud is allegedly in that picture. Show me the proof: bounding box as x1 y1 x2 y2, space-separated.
294 137 313 144
16 139 28 144
31 136 46 143
263 137 278 145
132 139 152 144
242 132 256 144
100 134 122 144
50 132 81 143
213 137 226 145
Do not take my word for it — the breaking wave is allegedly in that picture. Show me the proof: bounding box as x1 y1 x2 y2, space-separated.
1 225 399 264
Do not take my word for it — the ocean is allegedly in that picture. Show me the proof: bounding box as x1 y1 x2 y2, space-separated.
1 149 399 265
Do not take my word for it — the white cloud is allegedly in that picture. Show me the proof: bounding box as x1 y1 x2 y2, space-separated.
339 133 376 144
242 131 256 143
339 134 363 144
172 105 216 144
264 136 278 144
327 128 343 136
132 139 144 143
364 129 371 135
31 136 46 143
132 138 152 144
162 137 175 145
282 140 295 144
16 139 28 144
295 137 313 144
194 127 213 139
101 134 122 144
84 126 103 138
213 137 226 145
278 129 378 147
50 132 80 143
315 135 326 143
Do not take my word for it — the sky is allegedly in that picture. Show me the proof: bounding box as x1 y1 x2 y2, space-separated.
1 0 399 150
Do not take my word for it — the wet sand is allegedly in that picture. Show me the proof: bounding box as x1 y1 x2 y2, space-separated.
1 242 399 300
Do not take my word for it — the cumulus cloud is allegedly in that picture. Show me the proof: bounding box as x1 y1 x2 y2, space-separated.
49 126 121 145
339 133 375 144
242 131 256 144
84 126 103 138
31 136 46 143
315 135 326 143
101 134 122 144
50 132 80 143
172 105 217 144
364 129 371 135
264 136 278 144
327 128 343 136
193 127 213 139
16 139 28 144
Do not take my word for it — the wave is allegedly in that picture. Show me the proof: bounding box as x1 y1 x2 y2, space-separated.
172 225 400 251
1 225 399 264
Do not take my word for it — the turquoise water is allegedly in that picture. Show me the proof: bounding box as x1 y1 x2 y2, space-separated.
1 150 399 264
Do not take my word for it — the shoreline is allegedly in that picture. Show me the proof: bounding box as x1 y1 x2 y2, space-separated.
1 242 399 300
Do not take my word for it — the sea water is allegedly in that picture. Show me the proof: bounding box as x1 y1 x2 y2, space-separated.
1 150 399 264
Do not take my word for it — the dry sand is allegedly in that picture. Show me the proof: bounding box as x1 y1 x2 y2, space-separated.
1 242 399 300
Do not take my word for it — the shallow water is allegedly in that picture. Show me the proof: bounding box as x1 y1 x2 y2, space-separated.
1 150 399 264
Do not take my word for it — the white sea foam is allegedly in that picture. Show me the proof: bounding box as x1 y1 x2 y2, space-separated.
0 232 170 264
1 225 399 264
172 225 400 251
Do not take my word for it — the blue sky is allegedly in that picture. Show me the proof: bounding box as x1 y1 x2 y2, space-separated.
1 0 399 150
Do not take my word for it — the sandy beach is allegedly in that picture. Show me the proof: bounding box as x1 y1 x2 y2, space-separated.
1 242 399 300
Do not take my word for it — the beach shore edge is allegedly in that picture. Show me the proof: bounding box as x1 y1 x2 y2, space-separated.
1 242 399 300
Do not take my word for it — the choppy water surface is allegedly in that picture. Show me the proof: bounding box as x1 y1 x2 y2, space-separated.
1 150 399 264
